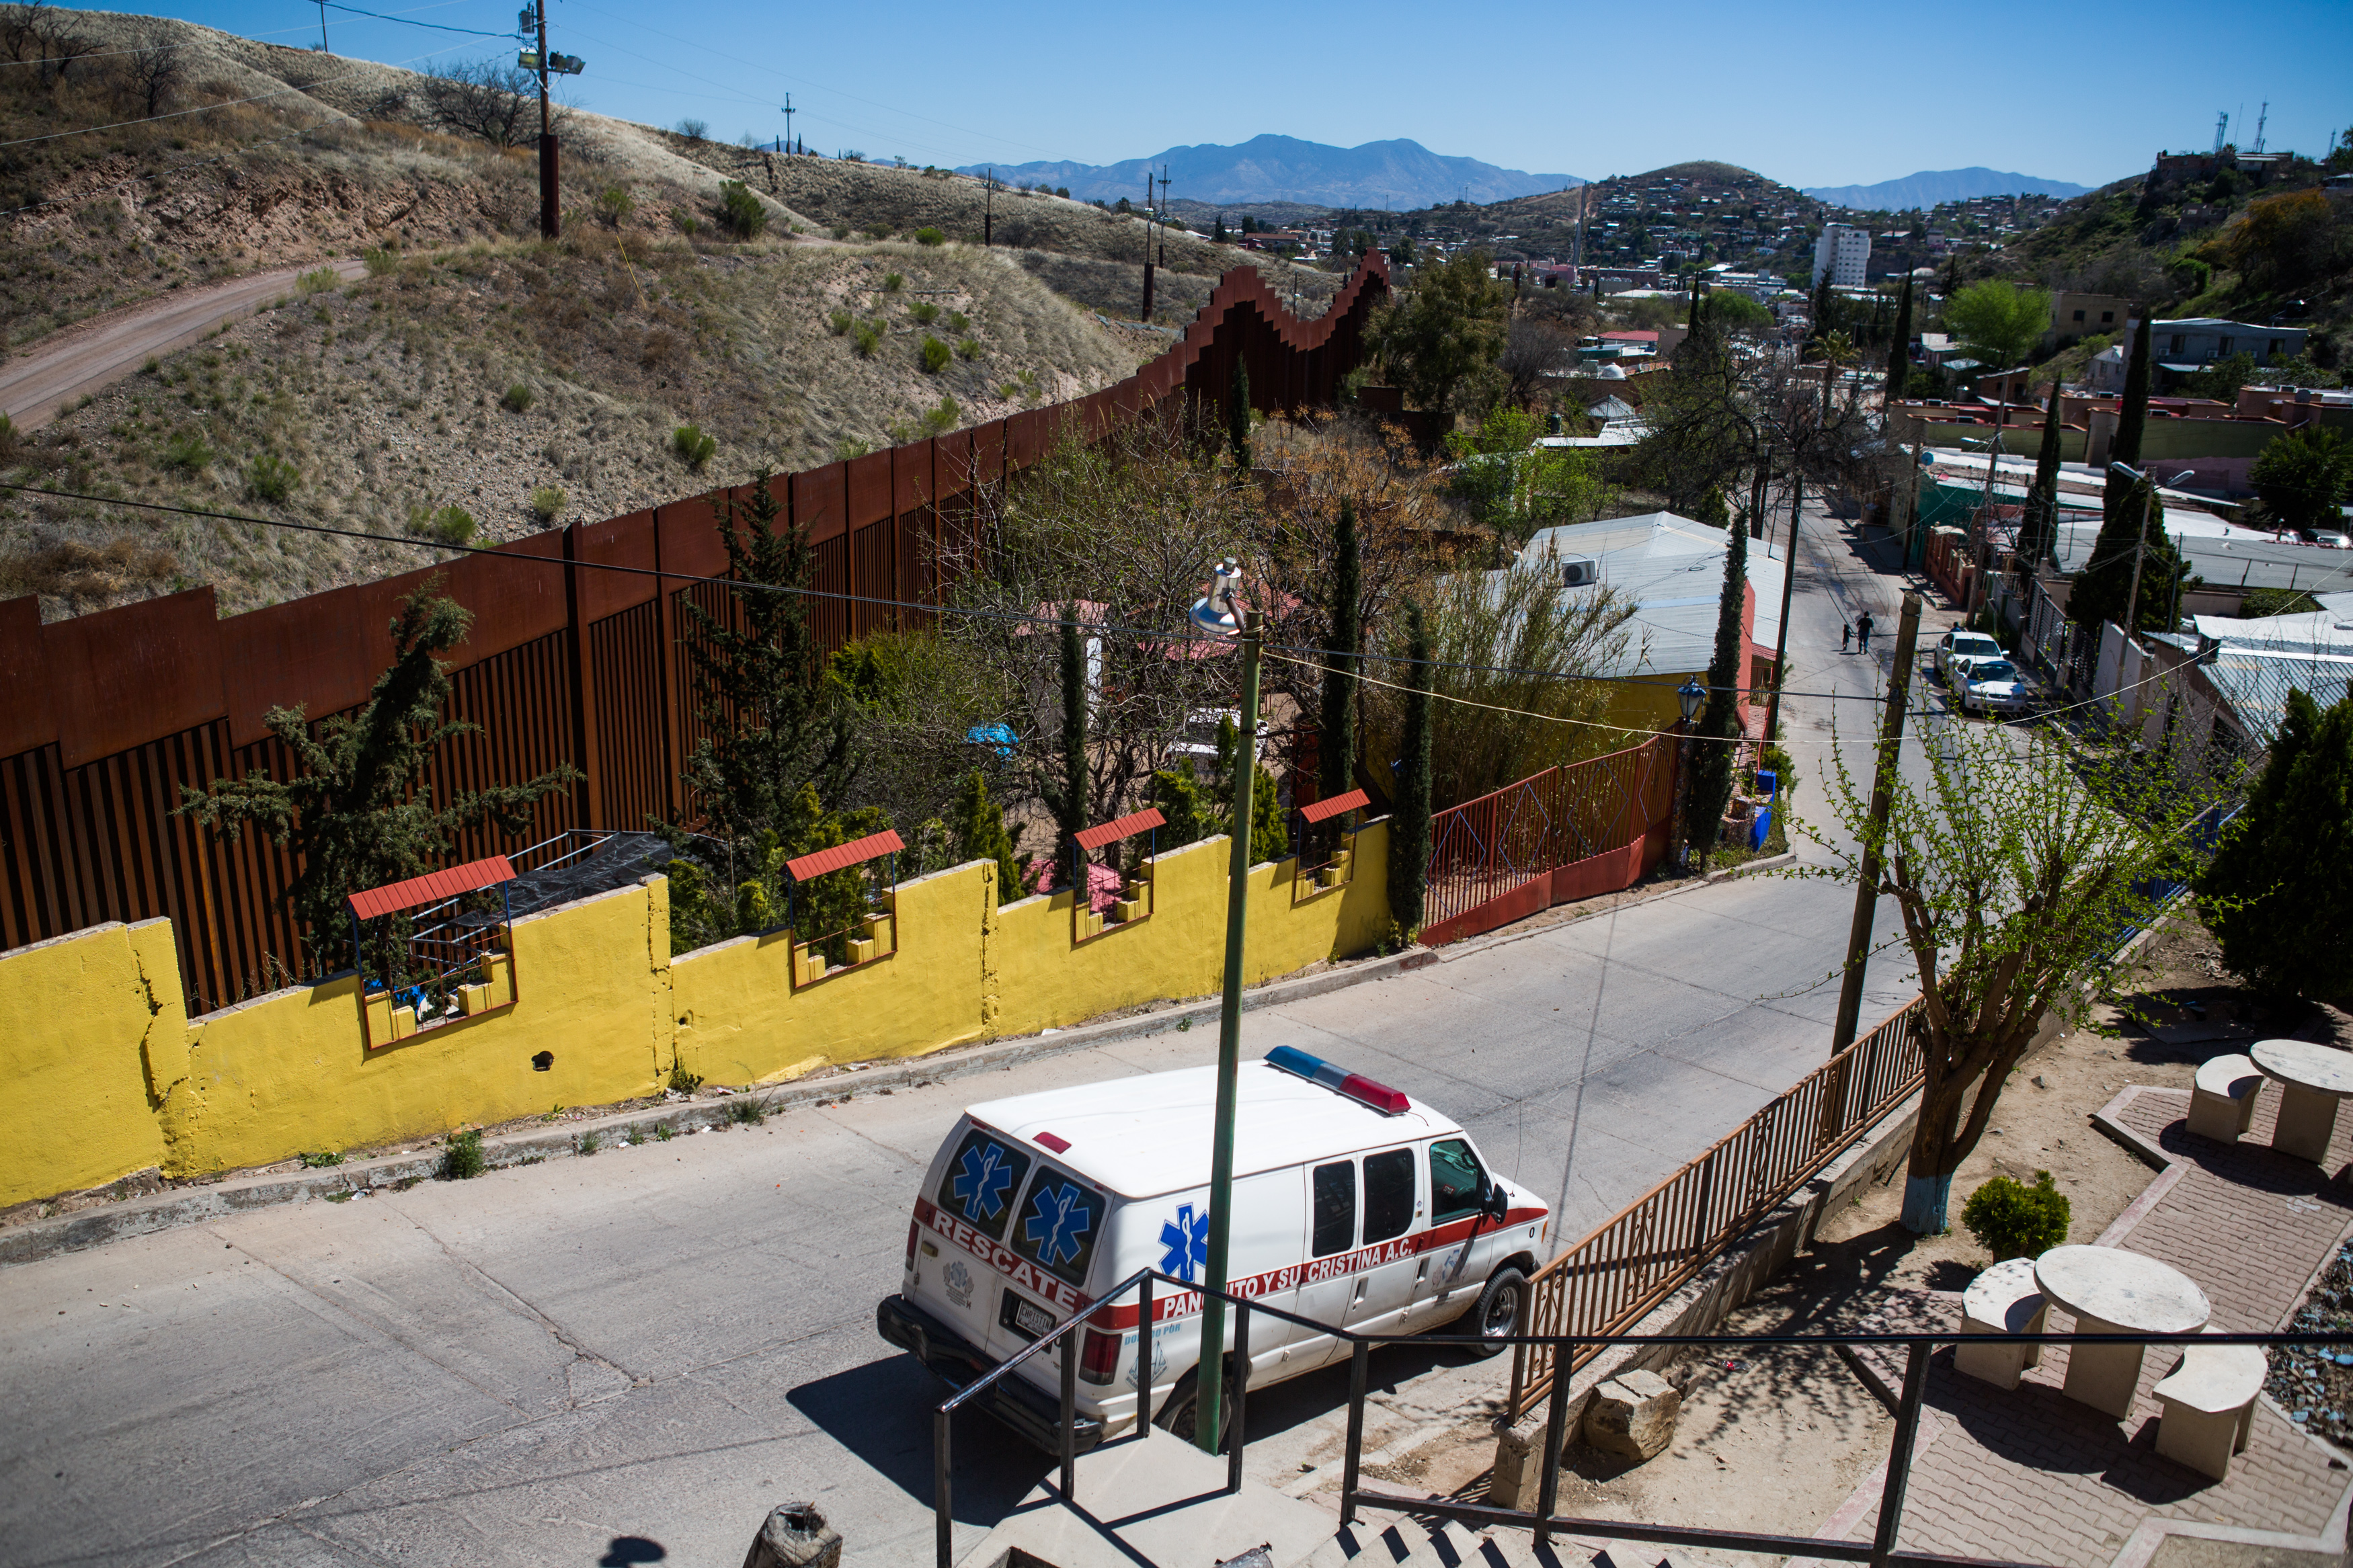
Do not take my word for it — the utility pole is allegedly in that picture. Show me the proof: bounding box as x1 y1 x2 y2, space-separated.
781 92 793 157
316 0 329 52
1763 467 1804 750
532 0 557 239
1158 166 1170 267
1140 170 1156 323
1830 593 1921 1053
983 169 993 247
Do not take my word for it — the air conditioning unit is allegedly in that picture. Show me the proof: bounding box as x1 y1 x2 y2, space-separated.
1560 556 1599 588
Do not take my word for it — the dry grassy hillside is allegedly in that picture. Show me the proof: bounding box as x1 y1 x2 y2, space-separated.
1 224 1150 618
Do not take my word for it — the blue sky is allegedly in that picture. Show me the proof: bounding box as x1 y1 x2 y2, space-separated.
87 0 2353 192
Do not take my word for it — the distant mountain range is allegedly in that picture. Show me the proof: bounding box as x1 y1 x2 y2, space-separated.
1801 167 2095 210
957 135 1581 210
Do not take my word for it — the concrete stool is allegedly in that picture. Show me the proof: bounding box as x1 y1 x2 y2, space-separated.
2187 1054 2262 1143
2152 1338 2266 1481
1955 1257 2048 1390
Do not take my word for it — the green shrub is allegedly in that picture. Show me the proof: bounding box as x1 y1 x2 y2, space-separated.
955 336 980 361
826 308 853 336
918 395 959 436
529 485 566 523
595 184 635 226
830 224 850 240
362 246 398 277
653 1123 674 1141
913 226 947 247
881 272 904 292
245 454 300 502
422 504 475 545
910 300 940 325
296 266 340 296
947 311 969 333
577 1129 601 1155
717 180 767 239
672 423 717 469
672 209 700 236
667 1061 703 1094
852 321 883 358
919 335 951 374
298 1149 343 1167
161 431 212 471
1961 1170 2070 1260
834 436 873 461
502 382 535 413
441 1128 485 1180
728 1096 765 1126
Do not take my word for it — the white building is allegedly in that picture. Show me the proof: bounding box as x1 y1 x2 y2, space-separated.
1812 223 1870 288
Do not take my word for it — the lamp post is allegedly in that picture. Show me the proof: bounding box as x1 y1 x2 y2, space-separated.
1186 558 1257 1456
1671 677 1705 866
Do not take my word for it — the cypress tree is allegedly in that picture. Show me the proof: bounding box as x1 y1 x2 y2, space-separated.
1318 498 1361 803
1886 274 1913 401
950 770 1024 906
2075 318 2161 630
2018 387 2065 573
1684 507 1749 868
2113 313 2152 469
1055 608 1088 880
1387 601 1433 939
2198 688 2353 1002
1227 358 1254 470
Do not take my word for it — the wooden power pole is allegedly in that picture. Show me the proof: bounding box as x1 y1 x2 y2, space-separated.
1830 592 1923 1053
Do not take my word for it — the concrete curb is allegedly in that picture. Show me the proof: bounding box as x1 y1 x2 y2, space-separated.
0 946 1441 1268
1708 850 1798 881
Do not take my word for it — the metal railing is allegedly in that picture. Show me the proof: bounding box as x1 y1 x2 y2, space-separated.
927 1269 2347 1568
1506 998 1927 1419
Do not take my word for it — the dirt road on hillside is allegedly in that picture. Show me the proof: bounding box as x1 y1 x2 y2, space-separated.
0 257 368 430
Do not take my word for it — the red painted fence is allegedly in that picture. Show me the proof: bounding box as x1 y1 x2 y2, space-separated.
1418 735 1679 947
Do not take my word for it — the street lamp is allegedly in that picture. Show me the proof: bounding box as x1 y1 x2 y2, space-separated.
1671 677 1706 866
1185 556 1258 1456
2110 464 2199 636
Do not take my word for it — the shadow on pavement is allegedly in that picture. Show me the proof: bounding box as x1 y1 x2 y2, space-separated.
789 1354 1048 1524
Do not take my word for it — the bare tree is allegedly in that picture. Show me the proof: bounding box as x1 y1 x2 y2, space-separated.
122 24 184 118
417 59 536 149
1497 317 1578 411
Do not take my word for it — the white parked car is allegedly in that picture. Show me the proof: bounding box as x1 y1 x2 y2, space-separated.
1953 657 2034 718
1933 628 2004 678
876 1048 1550 1450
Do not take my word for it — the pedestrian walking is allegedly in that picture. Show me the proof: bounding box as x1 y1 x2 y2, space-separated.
1841 622 1851 653
1856 610 1875 654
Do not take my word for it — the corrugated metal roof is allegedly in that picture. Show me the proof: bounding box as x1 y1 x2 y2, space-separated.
1074 808 1165 852
347 856 516 920
1300 788 1370 824
784 828 905 883
1512 512 1785 677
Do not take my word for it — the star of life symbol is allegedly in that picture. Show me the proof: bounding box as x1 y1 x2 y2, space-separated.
951 1142 1013 1221
1024 1182 1093 1266
1158 1203 1209 1283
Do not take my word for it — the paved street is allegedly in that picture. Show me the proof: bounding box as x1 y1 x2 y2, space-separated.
3 502 1938 1567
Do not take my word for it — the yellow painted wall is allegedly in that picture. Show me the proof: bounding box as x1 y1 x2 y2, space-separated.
0 920 180 1206
2 823 1394 1204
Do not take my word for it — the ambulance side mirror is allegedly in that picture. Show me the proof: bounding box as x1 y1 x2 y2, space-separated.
1483 1181 1509 1222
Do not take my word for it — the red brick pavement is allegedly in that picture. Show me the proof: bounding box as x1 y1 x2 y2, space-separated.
1801 1081 2353 1568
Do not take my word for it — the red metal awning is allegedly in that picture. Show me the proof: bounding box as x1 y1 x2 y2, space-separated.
785 828 906 883
1300 789 1369 825
347 856 517 921
1074 807 1165 852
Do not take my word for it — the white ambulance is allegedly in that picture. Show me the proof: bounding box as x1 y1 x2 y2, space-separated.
875 1045 1551 1450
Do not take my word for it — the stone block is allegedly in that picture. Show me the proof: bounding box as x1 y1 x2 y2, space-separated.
1487 1412 1550 1509
1583 1368 1679 1460
741 1503 842 1568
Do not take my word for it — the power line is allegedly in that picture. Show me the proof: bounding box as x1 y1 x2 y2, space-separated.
320 1 514 38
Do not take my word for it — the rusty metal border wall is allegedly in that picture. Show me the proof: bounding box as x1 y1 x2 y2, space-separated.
0 257 1390 1013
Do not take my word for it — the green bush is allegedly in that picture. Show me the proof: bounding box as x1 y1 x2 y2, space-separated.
595 184 635 226
420 504 475 545
529 485 566 523
362 246 398 276
955 336 980 361
852 321 883 358
245 453 300 503
161 431 212 471
919 335 951 374
728 1096 765 1126
672 423 717 468
672 210 700 237
881 272 904 292
947 311 969 333
441 1128 485 1180
296 266 340 296
826 308 853 336
1960 1170 2070 1260
830 224 850 241
717 180 767 239
667 1061 703 1094
910 300 940 325
298 1149 343 1167
502 382 535 413
918 395 959 437
913 226 947 247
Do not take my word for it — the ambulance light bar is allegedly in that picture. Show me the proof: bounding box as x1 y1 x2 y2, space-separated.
1265 1046 1410 1114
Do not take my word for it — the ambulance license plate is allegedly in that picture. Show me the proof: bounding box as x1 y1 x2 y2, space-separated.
1000 1288 1055 1342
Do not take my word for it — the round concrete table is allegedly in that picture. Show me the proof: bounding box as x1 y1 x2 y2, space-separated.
2034 1245 2210 1417
2250 1039 2353 1163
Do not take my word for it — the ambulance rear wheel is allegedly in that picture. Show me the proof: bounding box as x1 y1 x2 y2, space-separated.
1152 1366 1236 1450
1467 1266 1527 1359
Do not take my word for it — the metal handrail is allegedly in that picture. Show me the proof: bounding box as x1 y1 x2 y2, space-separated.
922 1261 2350 1568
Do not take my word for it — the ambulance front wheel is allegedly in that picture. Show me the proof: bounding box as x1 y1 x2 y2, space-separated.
1467 1266 1527 1359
